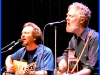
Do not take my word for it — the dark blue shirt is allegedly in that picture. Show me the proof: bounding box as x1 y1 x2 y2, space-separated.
11 44 54 75
67 27 98 72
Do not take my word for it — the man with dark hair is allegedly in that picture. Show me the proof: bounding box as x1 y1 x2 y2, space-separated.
5 22 54 75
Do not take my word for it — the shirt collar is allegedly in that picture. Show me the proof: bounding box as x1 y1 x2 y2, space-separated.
81 27 91 41
74 27 91 41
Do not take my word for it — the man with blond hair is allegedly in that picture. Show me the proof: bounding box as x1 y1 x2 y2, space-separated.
57 2 98 75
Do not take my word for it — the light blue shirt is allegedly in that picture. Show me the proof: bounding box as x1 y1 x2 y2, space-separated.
11 44 54 75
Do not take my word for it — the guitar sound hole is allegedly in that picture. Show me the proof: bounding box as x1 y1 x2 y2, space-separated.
29 66 34 71
68 61 78 73
69 61 76 68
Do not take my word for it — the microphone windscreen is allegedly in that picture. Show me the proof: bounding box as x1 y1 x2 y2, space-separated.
18 39 23 43
60 20 66 23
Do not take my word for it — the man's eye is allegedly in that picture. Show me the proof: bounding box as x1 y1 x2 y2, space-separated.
22 32 29 34
25 32 29 34
70 15 74 18
67 15 73 18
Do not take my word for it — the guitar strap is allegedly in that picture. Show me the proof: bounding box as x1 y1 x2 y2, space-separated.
71 30 95 73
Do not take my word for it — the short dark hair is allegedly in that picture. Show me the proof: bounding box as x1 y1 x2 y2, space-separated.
23 22 43 44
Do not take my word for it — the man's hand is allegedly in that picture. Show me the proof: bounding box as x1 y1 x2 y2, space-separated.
58 59 68 73
6 64 15 72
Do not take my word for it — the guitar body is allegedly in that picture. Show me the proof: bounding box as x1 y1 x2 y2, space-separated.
57 50 78 75
2 60 36 75
67 58 78 74
66 50 78 74
13 60 27 71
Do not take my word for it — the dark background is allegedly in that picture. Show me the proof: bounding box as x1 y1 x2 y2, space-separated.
1 0 98 72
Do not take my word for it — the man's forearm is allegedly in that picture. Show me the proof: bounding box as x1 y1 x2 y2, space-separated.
34 70 48 75
72 69 91 75
5 55 13 66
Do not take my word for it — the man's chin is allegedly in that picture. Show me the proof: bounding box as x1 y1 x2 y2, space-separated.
66 28 72 32
22 43 27 46
66 30 73 33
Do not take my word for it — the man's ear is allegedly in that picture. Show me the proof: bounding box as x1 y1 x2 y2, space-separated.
33 38 36 41
80 17 85 24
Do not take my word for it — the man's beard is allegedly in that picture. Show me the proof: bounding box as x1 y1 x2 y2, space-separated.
22 42 28 46
66 23 79 33
66 25 78 33
66 19 79 33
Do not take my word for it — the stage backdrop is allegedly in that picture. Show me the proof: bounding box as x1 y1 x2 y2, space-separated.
2 0 98 70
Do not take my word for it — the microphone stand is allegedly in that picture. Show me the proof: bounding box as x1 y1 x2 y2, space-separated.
1 41 15 51
43 24 58 75
54 26 57 75
1 45 14 53
1 41 15 53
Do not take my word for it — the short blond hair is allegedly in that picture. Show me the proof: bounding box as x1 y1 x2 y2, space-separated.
68 2 91 27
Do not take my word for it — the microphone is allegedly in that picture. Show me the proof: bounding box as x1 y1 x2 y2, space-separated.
46 20 66 26
7 39 23 51
1 41 15 50
13 39 23 46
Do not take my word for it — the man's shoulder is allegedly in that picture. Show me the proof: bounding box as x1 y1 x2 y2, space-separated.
92 30 98 37
38 44 52 52
86 27 98 39
90 29 98 39
17 47 25 52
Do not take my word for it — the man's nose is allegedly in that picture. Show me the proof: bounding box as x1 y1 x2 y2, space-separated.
66 16 70 21
21 34 25 37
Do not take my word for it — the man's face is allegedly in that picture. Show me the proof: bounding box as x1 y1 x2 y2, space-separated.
66 8 80 33
21 26 35 46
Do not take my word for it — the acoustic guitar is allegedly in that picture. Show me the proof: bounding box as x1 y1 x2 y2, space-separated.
57 50 78 75
2 60 36 75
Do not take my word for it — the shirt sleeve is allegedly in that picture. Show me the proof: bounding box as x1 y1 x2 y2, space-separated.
10 47 25 60
67 37 74 50
40 47 54 71
83 34 98 71
57 36 75 62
